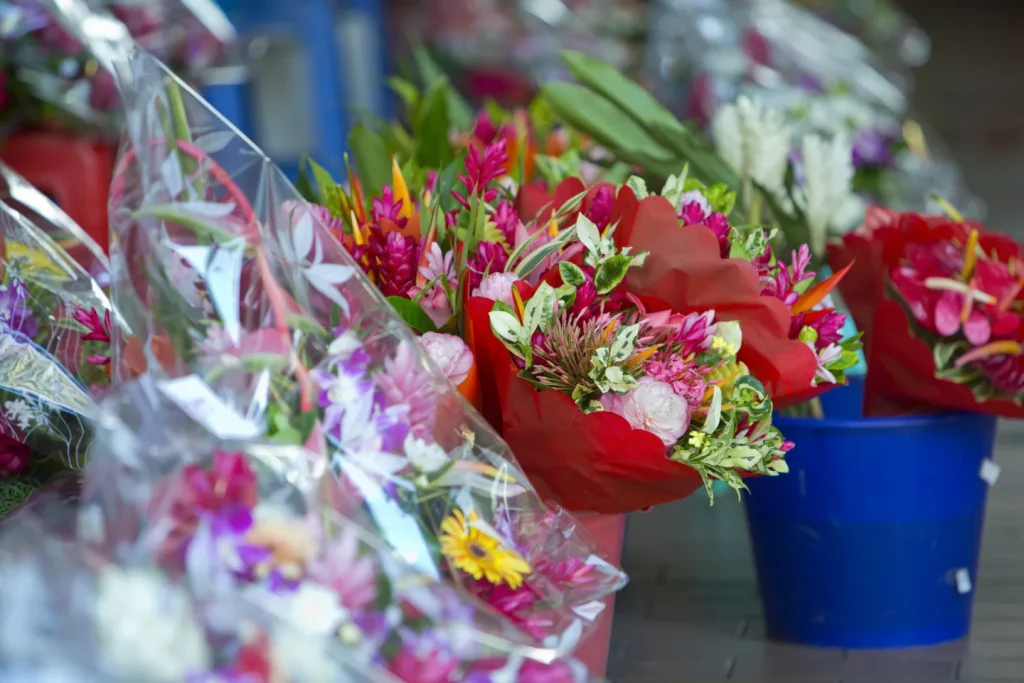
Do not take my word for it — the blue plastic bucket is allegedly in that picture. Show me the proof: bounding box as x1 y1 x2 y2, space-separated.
744 410 999 648
817 375 866 420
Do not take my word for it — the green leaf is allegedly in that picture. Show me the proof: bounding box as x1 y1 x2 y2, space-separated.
134 204 238 243
594 253 633 294
562 50 688 140
347 124 392 198
303 158 341 211
414 80 453 169
490 310 526 345
576 214 602 255
0 476 38 520
388 76 421 113
559 261 587 287
609 323 640 362
295 163 317 203
387 296 438 333
522 282 556 334
514 225 579 280
412 45 473 131
541 82 673 166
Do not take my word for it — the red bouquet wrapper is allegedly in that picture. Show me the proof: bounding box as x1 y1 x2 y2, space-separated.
466 295 703 514
830 207 1024 416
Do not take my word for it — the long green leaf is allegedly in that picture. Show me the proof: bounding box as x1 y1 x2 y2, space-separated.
388 296 438 333
541 83 673 166
562 50 688 140
415 80 453 169
412 45 473 131
347 124 392 198
514 226 579 279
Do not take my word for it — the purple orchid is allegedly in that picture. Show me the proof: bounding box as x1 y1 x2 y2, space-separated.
0 279 37 337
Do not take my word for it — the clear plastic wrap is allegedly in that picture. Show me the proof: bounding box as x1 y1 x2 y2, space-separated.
0 512 396 682
104 49 626 651
0 161 110 284
78 377 602 681
0 197 113 498
643 0 982 220
0 0 127 134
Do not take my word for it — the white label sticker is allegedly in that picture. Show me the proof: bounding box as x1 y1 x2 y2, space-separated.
955 568 973 595
158 375 264 441
980 459 1001 486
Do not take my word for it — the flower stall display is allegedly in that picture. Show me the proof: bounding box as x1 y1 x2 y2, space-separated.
105 50 626 652
0 198 114 518
830 206 1024 417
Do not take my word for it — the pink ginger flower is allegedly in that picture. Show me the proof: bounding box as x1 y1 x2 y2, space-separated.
586 185 614 231
307 525 377 611
453 139 509 210
493 200 521 246
74 306 112 365
467 241 509 292
472 111 499 144
763 244 814 306
0 434 30 478
411 242 456 326
675 310 717 354
369 230 419 297
310 203 346 240
371 186 409 229
646 356 707 413
424 170 439 194
375 341 437 438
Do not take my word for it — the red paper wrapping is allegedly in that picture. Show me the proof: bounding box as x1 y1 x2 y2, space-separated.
465 296 703 514
831 207 1024 417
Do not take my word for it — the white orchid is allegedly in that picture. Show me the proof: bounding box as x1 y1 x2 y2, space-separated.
712 96 793 207
794 134 857 256
281 200 356 314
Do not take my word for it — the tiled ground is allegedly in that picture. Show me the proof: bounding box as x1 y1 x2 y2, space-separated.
608 2 1024 681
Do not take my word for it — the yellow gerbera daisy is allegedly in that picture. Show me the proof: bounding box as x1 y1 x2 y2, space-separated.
439 508 532 589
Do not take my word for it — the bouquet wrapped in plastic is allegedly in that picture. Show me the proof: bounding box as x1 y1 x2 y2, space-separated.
0 160 110 282
641 0 979 220
0 194 114 517
0 512 399 682
105 50 625 651
829 206 1024 417
0 0 127 133
71 378 603 681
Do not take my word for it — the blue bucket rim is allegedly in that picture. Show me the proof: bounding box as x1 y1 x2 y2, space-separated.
774 410 996 432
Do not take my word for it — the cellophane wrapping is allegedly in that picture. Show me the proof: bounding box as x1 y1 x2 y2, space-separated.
0 160 110 285
71 377 603 681
643 0 981 219
0 195 115 517
0 507 396 682
105 50 626 654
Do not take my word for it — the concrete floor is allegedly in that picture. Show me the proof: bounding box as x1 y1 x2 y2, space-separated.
608 2 1024 681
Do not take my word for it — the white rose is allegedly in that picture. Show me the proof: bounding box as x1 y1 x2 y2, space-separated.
419 332 474 386
403 434 450 473
472 272 518 307
610 378 691 447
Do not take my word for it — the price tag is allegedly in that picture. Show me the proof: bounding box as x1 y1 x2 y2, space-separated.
980 459 1001 486
158 375 264 441
955 568 973 595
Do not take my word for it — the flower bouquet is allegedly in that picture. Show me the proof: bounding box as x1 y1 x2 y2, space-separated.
105 49 626 650
0 197 114 518
462 167 858 513
0 513 398 682
829 205 1024 416
71 378 602 681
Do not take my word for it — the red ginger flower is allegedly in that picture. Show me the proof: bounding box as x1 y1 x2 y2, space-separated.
371 186 409 230
467 241 509 292
453 140 509 210
369 229 419 298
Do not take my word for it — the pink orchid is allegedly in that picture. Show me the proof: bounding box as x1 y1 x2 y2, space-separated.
934 289 992 346
307 525 377 611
